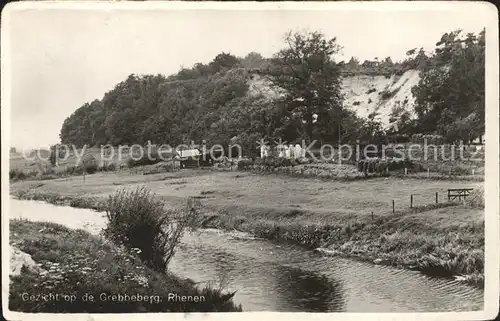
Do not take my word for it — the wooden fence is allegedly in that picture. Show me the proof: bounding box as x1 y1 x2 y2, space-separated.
384 188 473 215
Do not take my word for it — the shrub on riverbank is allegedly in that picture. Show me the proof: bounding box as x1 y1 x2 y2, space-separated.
103 187 198 272
9 220 242 312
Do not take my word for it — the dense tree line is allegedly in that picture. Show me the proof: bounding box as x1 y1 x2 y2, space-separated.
410 29 485 143
60 29 485 153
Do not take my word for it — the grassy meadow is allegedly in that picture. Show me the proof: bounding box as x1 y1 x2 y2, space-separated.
9 157 485 286
10 168 479 215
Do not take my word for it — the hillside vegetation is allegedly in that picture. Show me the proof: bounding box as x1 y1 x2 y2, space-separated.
58 29 485 153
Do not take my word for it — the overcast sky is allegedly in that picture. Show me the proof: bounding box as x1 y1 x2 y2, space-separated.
4 3 489 149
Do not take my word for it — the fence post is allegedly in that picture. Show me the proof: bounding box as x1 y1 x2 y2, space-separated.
404 168 408 175
472 169 475 177
83 172 85 183
410 194 413 208
371 211 374 220
435 192 438 204
392 200 395 213
427 168 430 177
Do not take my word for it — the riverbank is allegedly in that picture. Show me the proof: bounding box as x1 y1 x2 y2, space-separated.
9 169 484 288
10 187 484 288
9 219 242 313
200 202 484 287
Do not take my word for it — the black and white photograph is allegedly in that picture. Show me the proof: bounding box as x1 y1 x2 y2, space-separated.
1 2 499 319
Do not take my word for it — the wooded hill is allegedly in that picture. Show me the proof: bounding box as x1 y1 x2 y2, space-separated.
59 29 485 154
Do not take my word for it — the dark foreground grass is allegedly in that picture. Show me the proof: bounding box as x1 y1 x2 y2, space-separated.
202 203 484 288
9 220 242 313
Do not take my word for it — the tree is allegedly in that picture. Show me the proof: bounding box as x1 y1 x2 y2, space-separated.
49 145 57 166
411 28 485 141
60 99 107 147
266 30 344 144
346 112 387 149
209 52 241 73
442 112 480 144
406 48 417 58
239 52 269 70
389 101 412 132
348 57 359 66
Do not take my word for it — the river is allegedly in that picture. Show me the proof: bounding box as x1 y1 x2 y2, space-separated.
9 198 484 312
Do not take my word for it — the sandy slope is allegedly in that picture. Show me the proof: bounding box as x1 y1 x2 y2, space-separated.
248 69 421 128
342 70 420 125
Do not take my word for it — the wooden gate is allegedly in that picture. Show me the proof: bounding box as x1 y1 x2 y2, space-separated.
447 188 474 201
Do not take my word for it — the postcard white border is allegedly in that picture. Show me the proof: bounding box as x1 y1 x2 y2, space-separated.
1 1 499 321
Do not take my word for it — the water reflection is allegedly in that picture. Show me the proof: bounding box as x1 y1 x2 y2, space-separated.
274 265 345 312
170 230 483 312
9 199 484 313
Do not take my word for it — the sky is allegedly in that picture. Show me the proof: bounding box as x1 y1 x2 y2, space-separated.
4 3 489 150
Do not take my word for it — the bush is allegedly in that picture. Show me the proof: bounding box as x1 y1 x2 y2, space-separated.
366 88 377 94
9 168 40 180
66 165 84 175
386 134 410 144
10 169 27 181
380 90 394 100
268 157 297 168
36 167 56 179
148 162 176 173
410 134 444 145
103 187 198 272
75 154 98 174
353 101 361 106
237 159 254 170
237 156 300 171
357 157 413 173
107 163 117 171
65 165 76 175
84 163 98 174
98 162 117 172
